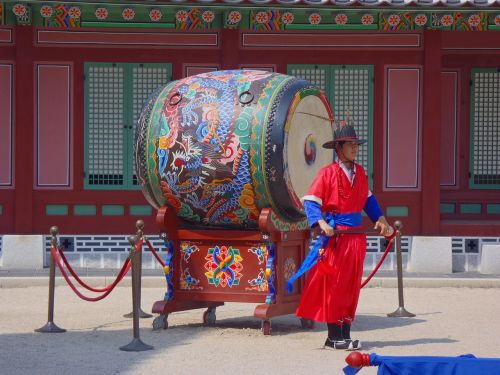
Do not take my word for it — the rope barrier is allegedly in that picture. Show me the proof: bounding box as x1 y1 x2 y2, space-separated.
51 239 142 302
57 245 132 293
144 238 166 268
361 236 394 288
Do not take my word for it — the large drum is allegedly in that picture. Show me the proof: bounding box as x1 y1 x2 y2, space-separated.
135 70 333 228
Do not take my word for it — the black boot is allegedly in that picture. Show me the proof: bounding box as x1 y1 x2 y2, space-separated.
342 323 361 351
324 323 349 350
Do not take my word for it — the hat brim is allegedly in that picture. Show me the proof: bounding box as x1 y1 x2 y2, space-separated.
322 138 367 149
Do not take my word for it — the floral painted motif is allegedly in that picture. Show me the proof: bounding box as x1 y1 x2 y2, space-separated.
495 15 500 26
68 7 81 19
248 245 268 265
441 14 453 27
202 10 215 23
95 7 108 20
468 14 481 27
246 269 268 292
415 14 427 26
361 14 374 25
281 12 294 25
255 11 270 24
204 245 243 288
388 14 401 27
180 242 200 262
12 4 26 17
228 10 242 24
308 13 321 25
40 5 53 18
122 8 135 21
283 257 297 282
335 13 348 25
180 268 203 290
149 9 162 22
176 10 188 23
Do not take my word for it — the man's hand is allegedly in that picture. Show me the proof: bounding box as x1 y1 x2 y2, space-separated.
374 216 394 237
318 219 334 237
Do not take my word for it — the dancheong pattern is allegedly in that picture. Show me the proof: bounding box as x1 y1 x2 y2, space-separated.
204 245 243 288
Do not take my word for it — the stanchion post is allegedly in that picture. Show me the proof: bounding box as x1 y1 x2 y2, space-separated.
387 220 416 318
120 235 154 352
124 220 152 319
35 226 66 333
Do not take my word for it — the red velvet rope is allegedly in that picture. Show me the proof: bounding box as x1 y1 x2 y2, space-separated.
360 236 395 288
144 238 166 268
57 245 132 292
51 239 142 302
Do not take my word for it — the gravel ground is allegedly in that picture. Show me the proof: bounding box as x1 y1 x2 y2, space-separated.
1 286 500 375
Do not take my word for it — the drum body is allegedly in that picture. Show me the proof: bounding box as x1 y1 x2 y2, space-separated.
135 70 333 228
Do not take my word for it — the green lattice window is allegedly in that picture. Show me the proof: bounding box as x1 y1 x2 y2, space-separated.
288 65 374 187
470 69 500 189
84 63 171 190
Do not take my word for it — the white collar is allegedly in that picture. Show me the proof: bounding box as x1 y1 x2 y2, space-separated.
337 159 356 185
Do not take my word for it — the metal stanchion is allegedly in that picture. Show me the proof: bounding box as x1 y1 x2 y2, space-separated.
387 220 416 318
124 220 152 319
35 226 66 333
120 235 154 352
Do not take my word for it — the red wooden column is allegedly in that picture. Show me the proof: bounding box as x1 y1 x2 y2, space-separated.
219 27 239 70
13 26 35 234
421 30 442 235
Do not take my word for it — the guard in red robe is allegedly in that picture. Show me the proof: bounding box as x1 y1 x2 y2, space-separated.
294 123 393 351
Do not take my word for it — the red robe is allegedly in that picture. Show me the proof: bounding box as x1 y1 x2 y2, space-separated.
296 162 369 324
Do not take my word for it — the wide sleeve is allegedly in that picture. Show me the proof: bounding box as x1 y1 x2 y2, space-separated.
363 194 384 223
303 200 323 228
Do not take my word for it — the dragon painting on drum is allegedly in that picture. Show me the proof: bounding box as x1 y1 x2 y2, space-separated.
135 69 334 229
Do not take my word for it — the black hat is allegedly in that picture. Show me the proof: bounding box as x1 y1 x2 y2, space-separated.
322 123 367 149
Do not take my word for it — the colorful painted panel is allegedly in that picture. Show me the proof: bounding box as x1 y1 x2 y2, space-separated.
136 69 333 228
204 245 243 287
175 8 215 30
12 3 31 25
250 10 285 30
178 240 269 294
39 4 81 28
430 12 487 31
2 1 499 32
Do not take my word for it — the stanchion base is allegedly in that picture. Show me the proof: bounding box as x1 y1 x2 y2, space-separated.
119 338 154 352
123 308 153 319
35 322 66 333
387 306 416 318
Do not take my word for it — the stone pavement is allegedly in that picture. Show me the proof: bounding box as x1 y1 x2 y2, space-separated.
2 268 500 288
1 270 500 375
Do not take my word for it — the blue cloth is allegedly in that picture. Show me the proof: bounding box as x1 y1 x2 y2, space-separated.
303 200 323 228
343 353 500 375
286 211 362 293
364 195 384 223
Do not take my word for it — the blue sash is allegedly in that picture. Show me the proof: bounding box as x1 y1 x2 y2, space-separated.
286 212 362 293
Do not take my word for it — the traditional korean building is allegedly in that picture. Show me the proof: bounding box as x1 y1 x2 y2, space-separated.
0 0 499 270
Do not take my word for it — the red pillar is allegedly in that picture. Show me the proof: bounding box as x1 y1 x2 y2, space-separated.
420 30 442 235
219 27 239 70
13 25 35 234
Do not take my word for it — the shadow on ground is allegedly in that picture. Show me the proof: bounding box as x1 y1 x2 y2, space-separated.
363 337 459 350
158 310 431 336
